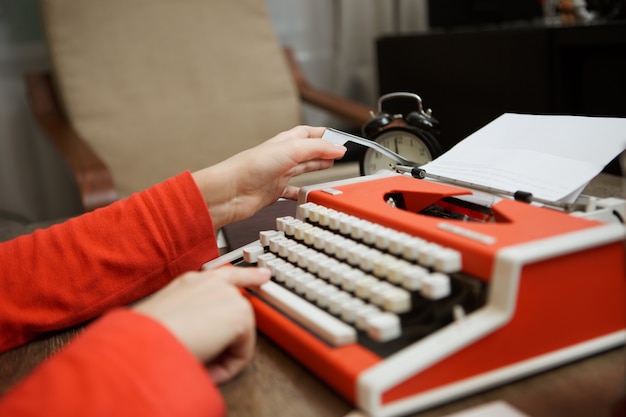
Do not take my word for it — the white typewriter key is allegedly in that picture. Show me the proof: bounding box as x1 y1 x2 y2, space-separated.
297 202 318 219
278 239 298 258
328 212 348 230
256 253 277 268
251 281 356 346
355 304 381 330
243 244 265 264
340 298 365 323
285 268 306 289
293 222 313 241
316 285 340 308
266 258 286 276
297 248 318 269
433 248 462 273
324 235 344 255
259 230 282 246
303 226 324 246
318 208 337 226
362 223 383 245
347 244 368 266
386 260 412 284
373 254 396 278
383 287 412 314
274 263 295 283
366 312 401 342
388 231 411 255
403 237 428 261
307 204 324 222
318 258 340 280
339 215 358 235
355 276 381 300
421 272 451 300
401 265 429 291
287 244 307 263
359 248 383 273
329 263 352 286
312 207 329 225
374 228 395 250
341 269 366 292
350 219 368 240
305 252 328 274
328 291 352 316
304 279 327 302
313 230 334 250
269 236 288 253
294 273 316 295
275 216 295 232
284 218 303 236
370 282 395 307
335 239 357 261
418 243 443 267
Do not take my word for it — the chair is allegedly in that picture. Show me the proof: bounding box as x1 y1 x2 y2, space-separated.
26 0 373 212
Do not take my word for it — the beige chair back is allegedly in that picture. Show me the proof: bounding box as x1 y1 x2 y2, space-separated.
40 0 302 198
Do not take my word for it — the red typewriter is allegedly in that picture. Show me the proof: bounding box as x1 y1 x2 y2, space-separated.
205 172 625 417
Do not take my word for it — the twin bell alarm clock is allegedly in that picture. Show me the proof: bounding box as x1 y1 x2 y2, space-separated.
360 92 442 175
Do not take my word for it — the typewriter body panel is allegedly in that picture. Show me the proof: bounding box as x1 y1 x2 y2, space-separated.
206 174 626 417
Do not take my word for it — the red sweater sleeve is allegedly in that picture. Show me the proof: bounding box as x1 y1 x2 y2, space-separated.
0 171 219 351
0 308 225 417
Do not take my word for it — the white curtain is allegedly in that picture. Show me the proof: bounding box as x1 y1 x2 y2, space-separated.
267 0 429 127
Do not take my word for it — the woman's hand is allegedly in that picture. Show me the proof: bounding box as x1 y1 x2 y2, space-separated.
192 126 346 229
141 126 343 382
132 267 271 384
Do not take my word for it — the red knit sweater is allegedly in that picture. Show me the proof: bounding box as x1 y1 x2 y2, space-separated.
0 172 225 416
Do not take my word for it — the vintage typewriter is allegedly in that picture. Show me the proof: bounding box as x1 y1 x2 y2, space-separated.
204 162 625 417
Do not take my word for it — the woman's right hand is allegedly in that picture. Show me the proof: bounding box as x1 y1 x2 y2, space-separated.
192 126 346 230
132 267 270 383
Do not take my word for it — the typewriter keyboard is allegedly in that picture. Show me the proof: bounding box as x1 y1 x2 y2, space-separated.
240 202 488 357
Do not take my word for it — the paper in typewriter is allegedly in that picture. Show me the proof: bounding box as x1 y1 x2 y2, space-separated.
420 113 626 203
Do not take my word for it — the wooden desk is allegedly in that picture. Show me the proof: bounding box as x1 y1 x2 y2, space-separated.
1 174 624 417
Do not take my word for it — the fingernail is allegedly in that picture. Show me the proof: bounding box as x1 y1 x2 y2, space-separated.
258 267 272 277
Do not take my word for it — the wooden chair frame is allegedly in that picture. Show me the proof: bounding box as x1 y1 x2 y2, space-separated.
25 48 374 212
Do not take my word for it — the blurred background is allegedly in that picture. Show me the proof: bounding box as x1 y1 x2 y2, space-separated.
0 0 624 224
0 0 429 223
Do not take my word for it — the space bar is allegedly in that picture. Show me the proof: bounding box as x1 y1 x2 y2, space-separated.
250 281 356 347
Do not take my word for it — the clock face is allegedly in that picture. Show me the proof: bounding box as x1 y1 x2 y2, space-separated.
361 130 434 175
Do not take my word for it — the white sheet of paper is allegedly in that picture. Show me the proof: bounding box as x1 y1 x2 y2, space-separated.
421 113 626 202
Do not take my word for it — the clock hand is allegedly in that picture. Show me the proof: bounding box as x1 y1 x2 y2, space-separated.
323 128 420 168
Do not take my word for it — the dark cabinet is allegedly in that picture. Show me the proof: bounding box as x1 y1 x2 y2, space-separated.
377 21 626 174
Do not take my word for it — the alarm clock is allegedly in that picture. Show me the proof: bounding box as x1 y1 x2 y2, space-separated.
360 92 442 176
